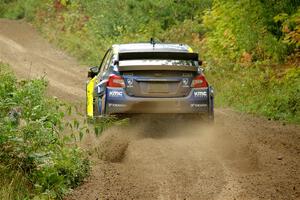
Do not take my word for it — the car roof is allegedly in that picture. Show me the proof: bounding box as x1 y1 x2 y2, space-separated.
112 43 192 53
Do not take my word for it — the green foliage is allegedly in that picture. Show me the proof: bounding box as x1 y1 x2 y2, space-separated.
202 0 297 64
92 116 129 136
200 0 300 122
275 7 300 51
0 0 46 20
17 0 211 63
0 164 31 200
208 65 300 123
0 63 89 199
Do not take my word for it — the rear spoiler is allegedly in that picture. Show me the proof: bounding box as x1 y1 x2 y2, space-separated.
118 52 199 61
118 65 198 72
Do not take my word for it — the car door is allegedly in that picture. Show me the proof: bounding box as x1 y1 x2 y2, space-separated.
86 49 112 117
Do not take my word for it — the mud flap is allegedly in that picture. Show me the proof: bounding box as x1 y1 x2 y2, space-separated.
208 86 214 121
86 77 97 117
94 94 106 116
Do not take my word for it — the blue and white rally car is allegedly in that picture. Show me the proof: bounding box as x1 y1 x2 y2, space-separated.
86 41 214 120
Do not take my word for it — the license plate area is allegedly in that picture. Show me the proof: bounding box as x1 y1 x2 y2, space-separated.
147 83 169 93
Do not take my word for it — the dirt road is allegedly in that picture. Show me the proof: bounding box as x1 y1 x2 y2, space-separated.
1 19 299 200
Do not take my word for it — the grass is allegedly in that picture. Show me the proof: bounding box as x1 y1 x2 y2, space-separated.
207 64 300 123
0 164 31 200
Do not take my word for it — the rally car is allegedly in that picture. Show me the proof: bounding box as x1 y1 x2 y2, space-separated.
86 41 214 120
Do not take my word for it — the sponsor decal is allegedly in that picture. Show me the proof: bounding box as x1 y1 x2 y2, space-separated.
109 90 123 97
194 91 207 97
108 103 126 108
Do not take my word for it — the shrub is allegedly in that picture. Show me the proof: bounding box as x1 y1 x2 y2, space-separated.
202 0 291 65
0 63 89 199
0 0 46 20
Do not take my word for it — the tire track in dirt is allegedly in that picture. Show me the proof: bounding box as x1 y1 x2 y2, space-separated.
1 19 299 200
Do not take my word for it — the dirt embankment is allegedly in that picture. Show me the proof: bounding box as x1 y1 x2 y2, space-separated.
0 19 299 200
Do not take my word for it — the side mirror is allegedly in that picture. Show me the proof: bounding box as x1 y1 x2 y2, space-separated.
113 60 119 66
198 60 203 66
88 66 99 78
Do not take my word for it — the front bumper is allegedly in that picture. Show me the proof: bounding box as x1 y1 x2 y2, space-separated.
104 87 213 114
